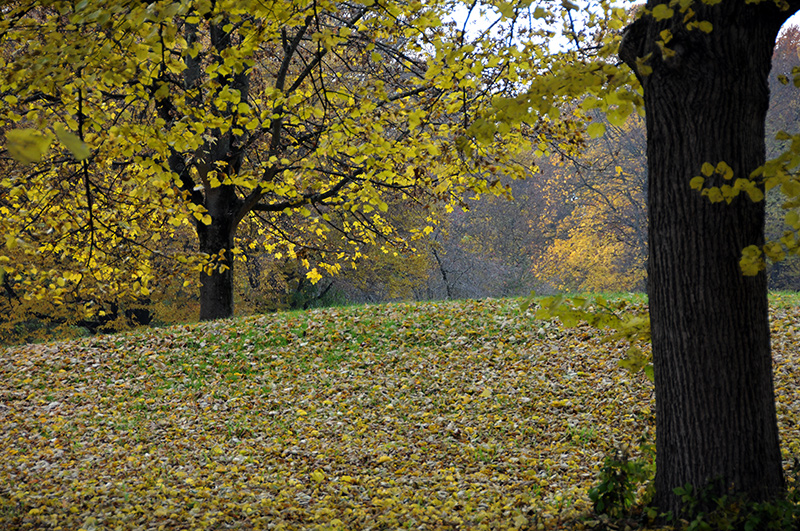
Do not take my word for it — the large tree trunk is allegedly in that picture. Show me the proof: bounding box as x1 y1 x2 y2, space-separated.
619 2 796 517
196 186 239 321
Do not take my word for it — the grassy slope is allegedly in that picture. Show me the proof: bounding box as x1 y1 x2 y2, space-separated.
1 297 798 530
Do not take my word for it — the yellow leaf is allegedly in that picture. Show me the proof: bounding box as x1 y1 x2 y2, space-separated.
690 176 705 190
785 210 800 229
635 53 653 76
479 388 492 398
716 161 734 180
607 106 630 127
705 187 724 203
55 123 91 160
498 2 515 17
744 184 764 202
306 268 322 284
764 241 786 262
697 20 713 33
6 129 53 164
587 122 605 139
651 4 674 20
408 109 425 130
740 245 764 276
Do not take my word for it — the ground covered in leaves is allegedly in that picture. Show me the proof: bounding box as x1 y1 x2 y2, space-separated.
1 297 799 530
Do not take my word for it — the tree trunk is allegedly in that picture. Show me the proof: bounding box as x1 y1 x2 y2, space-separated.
619 3 796 517
196 186 239 321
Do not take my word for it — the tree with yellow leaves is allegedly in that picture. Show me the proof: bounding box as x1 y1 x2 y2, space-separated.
531 113 647 293
0 0 624 320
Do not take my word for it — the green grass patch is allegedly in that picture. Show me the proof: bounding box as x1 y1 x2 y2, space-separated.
770 290 800 307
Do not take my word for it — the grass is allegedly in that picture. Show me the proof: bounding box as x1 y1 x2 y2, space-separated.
0 296 798 530
770 290 800 307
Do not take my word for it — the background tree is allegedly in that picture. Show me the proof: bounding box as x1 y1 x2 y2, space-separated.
619 0 799 517
532 113 647 293
765 24 800 289
420 180 548 300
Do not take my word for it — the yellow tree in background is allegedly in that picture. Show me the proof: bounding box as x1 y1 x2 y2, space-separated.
531 112 647 292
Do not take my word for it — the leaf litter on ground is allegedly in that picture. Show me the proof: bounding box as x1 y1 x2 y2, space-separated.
1 297 798 530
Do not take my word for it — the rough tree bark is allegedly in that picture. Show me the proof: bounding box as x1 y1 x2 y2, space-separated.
619 1 799 517
196 185 239 321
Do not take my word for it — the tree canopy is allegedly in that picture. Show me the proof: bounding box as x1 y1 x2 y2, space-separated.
0 0 629 320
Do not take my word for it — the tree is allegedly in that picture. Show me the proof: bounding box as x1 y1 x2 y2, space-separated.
619 0 799 517
531 113 648 293
3 0 577 320
765 25 800 289
422 186 546 300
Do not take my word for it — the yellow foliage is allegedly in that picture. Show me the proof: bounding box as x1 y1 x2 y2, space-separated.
531 113 647 293
533 229 646 293
0 0 632 319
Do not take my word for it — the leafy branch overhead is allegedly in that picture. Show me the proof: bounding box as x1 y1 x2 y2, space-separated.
522 293 652 380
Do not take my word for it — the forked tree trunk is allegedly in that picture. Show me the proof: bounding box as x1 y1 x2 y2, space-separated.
620 2 796 517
